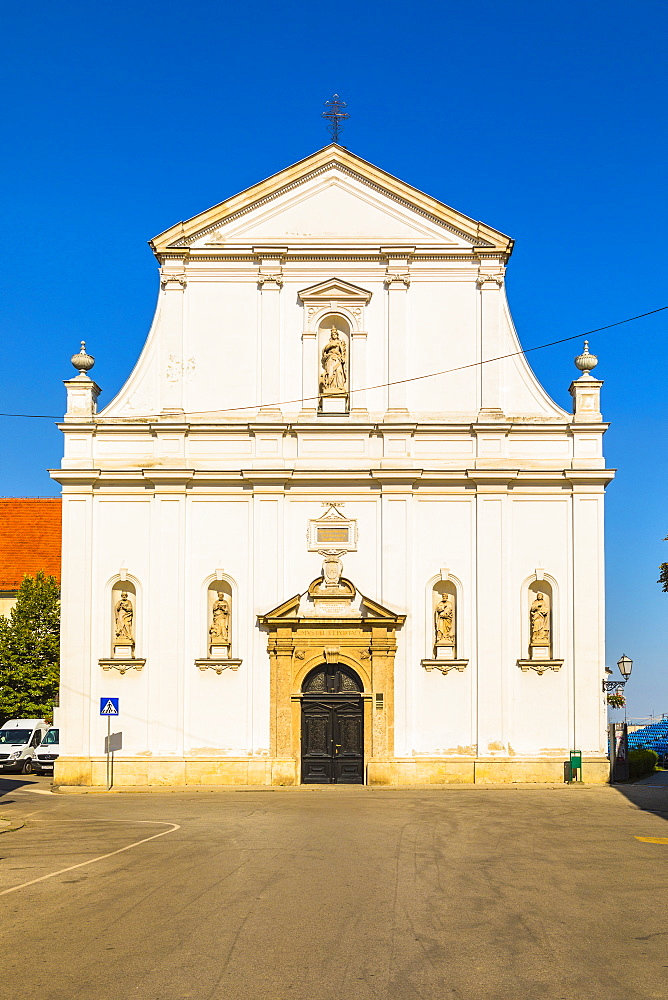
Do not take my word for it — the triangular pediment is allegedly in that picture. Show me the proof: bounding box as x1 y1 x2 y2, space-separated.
258 581 405 625
150 145 512 256
298 278 372 304
258 593 302 621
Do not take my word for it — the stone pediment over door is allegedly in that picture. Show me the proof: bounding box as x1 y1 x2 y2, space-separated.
258 580 404 625
258 578 405 785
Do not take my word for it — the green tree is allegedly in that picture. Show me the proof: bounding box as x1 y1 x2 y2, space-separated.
659 534 668 592
659 564 668 592
0 571 60 721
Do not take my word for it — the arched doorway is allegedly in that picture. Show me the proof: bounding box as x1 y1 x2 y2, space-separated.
301 663 364 784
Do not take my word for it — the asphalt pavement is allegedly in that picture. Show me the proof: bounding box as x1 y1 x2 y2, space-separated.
1 775 667 1000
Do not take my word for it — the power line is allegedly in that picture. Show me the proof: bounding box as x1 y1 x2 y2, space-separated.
1 304 666 421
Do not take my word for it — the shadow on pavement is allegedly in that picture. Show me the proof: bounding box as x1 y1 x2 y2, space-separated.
611 773 668 822
0 775 51 799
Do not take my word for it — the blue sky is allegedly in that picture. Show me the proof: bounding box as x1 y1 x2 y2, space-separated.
1 0 666 718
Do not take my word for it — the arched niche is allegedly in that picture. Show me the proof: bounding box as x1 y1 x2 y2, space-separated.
527 578 554 660
431 579 458 659
111 579 137 658
207 579 233 658
318 314 350 413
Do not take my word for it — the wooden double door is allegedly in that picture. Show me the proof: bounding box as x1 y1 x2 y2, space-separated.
301 664 364 784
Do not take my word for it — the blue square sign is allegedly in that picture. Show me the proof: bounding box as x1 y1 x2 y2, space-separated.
100 697 119 716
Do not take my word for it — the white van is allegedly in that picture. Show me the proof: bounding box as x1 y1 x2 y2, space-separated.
33 727 61 774
0 719 48 774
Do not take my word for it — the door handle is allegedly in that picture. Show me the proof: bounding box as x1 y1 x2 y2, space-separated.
335 744 342 753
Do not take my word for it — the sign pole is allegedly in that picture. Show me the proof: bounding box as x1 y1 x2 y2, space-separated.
100 698 120 790
107 715 111 790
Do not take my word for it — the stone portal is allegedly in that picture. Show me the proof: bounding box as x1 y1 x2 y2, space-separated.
258 577 405 785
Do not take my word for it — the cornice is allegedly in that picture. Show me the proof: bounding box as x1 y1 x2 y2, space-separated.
48 464 617 494
49 469 102 489
63 418 587 436
562 469 616 488
142 470 195 489
465 470 519 487
176 251 492 264
566 422 610 435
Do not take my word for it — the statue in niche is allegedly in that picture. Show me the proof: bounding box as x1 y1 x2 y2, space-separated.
114 592 134 642
209 596 230 644
320 327 347 393
530 592 550 645
434 594 455 644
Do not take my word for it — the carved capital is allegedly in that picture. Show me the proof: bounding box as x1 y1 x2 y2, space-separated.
160 271 187 290
476 271 505 287
258 273 284 288
384 272 411 288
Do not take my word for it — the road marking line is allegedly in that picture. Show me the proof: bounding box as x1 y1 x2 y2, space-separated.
635 836 668 844
0 820 180 896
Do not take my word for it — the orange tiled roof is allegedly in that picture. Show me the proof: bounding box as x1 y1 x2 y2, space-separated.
0 499 62 591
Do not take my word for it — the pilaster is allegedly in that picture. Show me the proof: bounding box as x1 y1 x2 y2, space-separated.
255 247 285 420
350 329 369 418
477 267 506 419
475 488 507 755
158 265 187 415
382 246 413 419
299 330 318 419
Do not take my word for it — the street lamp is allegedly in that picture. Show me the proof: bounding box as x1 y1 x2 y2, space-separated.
607 654 634 781
603 653 633 693
617 654 633 680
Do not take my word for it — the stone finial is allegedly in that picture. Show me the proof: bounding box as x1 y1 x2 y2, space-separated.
574 340 598 376
70 341 95 376
569 340 603 423
64 342 100 419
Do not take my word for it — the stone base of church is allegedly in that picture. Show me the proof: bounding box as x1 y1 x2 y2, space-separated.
54 755 611 787
369 758 610 785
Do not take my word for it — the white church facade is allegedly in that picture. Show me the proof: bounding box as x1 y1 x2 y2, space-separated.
52 145 613 785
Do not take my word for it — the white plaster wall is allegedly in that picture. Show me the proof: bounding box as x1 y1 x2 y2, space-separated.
58 485 606 762
103 269 567 423
410 499 474 755
185 499 252 750
90 500 151 757
507 499 571 754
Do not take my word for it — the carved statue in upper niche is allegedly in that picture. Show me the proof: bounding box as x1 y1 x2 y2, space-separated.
320 327 347 393
209 596 230 643
434 594 454 644
114 592 134 642
530 592 550 645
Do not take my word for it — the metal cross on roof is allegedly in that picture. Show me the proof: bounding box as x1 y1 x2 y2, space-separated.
322 94 349 143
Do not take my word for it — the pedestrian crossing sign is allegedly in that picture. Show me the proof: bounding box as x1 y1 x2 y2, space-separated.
100 698 119 716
